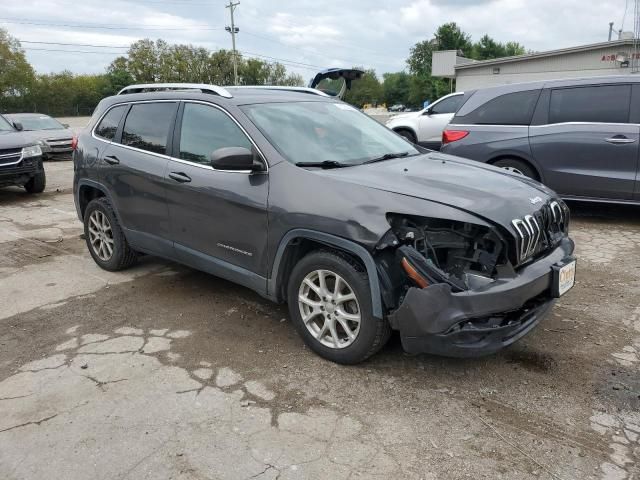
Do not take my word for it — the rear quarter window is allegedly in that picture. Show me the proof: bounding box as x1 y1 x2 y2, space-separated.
95 105 127 141
455 90 541 125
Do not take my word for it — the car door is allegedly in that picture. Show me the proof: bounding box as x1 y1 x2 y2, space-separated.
165 101 269 289
417 94 465 145
100 101 178 255
529 84 638 200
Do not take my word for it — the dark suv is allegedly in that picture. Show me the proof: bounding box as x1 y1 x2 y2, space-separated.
73 83 576 364
440 76 640 203
0 114 46 193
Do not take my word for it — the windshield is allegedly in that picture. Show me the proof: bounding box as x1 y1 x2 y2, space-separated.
0 115 14 132
11 115 65 131
241 101 419 166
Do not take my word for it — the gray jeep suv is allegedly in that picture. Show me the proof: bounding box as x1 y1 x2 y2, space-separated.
440 76 640 203
73 83 576 364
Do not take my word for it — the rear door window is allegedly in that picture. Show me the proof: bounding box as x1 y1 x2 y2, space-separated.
549 85 631 124
95 105 127 141
429 95 465 114
121 102 177 155
461 90 540 125
178 103 252 165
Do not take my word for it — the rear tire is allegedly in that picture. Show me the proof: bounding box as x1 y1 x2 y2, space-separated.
287 251 391 364
395 129 417 144
24 169 46 194
492 158 539 180
84 197 137 271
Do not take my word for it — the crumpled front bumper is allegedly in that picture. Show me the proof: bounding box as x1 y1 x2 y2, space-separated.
388 237 574 357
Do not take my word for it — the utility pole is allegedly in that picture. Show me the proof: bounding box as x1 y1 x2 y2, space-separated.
225 1 240 85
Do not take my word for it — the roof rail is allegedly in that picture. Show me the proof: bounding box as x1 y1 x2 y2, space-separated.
226 86 330 97
117 83 233 98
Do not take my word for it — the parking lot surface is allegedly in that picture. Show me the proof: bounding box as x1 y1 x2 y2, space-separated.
1 161 639 479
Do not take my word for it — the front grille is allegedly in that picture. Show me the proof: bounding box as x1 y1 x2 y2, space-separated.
512 201 567 265
0 148 22 166
46 138 73 151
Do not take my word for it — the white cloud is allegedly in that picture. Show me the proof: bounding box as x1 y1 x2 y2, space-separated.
0 0 629 79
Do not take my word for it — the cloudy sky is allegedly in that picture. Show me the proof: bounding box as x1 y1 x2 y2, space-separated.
0 0 632 82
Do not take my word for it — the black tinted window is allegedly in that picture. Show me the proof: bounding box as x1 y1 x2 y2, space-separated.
122 103 176 154
550 85 631 124
179 103 252 164
462 90 540 125
430 95 465 114
95 105 127 140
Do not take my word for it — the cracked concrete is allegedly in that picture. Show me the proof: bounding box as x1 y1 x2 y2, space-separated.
2 163 640 479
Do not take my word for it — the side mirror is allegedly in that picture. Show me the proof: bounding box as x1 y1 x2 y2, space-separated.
13 122 23 131
210 146 265 172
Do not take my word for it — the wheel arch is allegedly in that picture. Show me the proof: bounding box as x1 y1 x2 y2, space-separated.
392 126 417 142
487 154 543 182
76 179 121 224
268 229 383 319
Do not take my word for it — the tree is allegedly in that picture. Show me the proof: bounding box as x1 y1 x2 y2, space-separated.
434 23 472 56
382 72 411 106
0 28 35 112
343 69 383 108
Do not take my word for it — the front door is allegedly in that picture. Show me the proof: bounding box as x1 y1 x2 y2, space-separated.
417 94 465 146
530 84 638 200
100 101 178 255
165 102 269 287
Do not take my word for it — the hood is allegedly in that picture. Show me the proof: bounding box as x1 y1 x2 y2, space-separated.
20 129 72 141
387 111 421 122
0 130 36 149
318 152 557 228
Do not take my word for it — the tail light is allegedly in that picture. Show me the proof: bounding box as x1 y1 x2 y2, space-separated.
71 135 78 151
442 129 469 145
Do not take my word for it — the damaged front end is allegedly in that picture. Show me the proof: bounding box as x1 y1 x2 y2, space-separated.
376 213 574 357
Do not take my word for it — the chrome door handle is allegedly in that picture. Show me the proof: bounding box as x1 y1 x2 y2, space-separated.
168 172 191 183
104 155 120 165
605 136 637 144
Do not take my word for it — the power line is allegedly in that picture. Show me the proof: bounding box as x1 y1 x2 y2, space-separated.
0 17 223 31
18 39 320 71
20 40 129 49
23 47 128 55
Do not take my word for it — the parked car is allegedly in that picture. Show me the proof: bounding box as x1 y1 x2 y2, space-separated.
440 76 640 204
385 92 465 149
388 104 406 112
5 113 74 159
0 114 46 193
73 80 575 364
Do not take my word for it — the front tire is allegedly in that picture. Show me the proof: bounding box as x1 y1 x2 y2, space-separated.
24 169 46 194
395 129 417 144
84 197 137 271
287 251 390 364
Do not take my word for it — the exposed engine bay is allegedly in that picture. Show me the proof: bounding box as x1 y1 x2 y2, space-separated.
377 214 508 305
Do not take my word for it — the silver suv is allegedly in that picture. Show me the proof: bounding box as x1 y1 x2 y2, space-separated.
440 76 640 204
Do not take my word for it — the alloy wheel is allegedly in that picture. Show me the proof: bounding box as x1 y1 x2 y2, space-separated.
88 210 114 262
501 166 525 176
298 269 361 349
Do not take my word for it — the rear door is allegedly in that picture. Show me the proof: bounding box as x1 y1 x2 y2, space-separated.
101 101 178 255
417 93 465 145
165 101 269 286
529 83 638 200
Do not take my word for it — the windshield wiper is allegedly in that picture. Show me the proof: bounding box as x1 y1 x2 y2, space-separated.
295 160 349 169
362 151 411 164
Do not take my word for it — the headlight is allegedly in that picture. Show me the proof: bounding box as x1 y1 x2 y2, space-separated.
21 145 42 158
385 214 506 290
